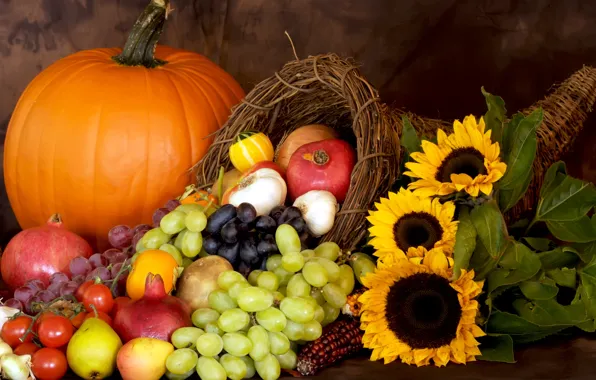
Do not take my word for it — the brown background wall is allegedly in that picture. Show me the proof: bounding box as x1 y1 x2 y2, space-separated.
1 0 596 243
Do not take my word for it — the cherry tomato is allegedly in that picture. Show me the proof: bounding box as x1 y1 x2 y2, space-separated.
84 310 113 326
31 347 68 380
13 342 40 356
1 316 34 347
111 296 132 318
75 280 94 301
70 312 87 329
34 312 56 332
38 315 74 348
82 283 114 314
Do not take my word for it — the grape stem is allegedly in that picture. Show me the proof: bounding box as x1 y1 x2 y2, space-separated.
110 263 132 296
89 304 99 318
17 296 84 343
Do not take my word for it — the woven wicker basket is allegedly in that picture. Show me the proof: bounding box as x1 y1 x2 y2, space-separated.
192 54 401 250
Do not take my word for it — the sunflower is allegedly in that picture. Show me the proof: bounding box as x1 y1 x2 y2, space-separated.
404 115 507 197
367 188 458 260
359 250 485 367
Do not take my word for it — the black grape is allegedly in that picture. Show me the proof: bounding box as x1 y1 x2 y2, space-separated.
269 205 286 223
221 218 239 244
257 235 278 257
278 206 302 224
285 217 307 233
255 215 277 234
240 240 259 265
203 235 222 255
218 243 240 266
206 204 237 235
237 203 257 224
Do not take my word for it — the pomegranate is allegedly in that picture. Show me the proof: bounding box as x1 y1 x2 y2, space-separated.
113 273 191 343
286 139 356 202
1 214 93 290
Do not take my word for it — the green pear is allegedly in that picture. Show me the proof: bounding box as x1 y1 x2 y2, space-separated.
67 318 123 379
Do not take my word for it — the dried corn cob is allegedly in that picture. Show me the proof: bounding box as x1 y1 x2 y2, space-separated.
297 319 363 375
341 288 366 317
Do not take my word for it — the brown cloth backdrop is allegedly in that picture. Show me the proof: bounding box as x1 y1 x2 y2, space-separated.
1 1 596 376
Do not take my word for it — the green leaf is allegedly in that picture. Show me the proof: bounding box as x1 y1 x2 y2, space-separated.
546 268 577 288
513 298 589 327
498 167 533 212
481 87 507 145
471 201 509 259
540 161 567 199
579 255 596 318
486 311 565 335
523 237 553 252
520 277 559 300
535 173 596 222
501 113 524 159
400 115 421 155
546 216 596 243
478 334 515 363
452 208 476 279
487 241 541 294
573 241 596 263
538 247 580 270
499 109 542 189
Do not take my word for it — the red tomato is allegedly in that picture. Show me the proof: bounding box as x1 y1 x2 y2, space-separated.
75 280 94 301
70 312 87 329
84 310 113 326
1 316 33 347
37 315 74 348
14 342 41 356
34 312 56 332
82 283 114 314
111 296 132 318
31 348 68 380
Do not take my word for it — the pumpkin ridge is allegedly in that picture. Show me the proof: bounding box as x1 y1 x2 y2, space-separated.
173 64 245 107
162 71 195 170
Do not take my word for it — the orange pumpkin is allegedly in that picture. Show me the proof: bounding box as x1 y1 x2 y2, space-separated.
2 0 244 250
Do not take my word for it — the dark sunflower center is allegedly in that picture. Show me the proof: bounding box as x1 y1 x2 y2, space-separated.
393 212 443 251
385 272 461 349
435 147 487 182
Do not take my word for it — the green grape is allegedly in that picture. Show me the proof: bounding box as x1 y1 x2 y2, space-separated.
266 255 282 271
248 325 270 361
275 224 301 255
219 354 248 380
281 252 305 273
205 322 224 336
239 356 256 379
257 271 279 291
303 320 323 341
141 227 172 249
181 230 202 258
300 249 316 261
182 257 193 268
223 332 253 356
272 291 285 303
278 286 287 296
301 296 318 309
217 270 247 291
313 304 325 323
248 270 263 286
334 264 356 295
165 369 194 380
255 354 281 380
228 281 251 301
197 356 227 380
321 303 340 326
281 320 304 341
160 210 187 234
166 348 198 375
192 308 220 328
174 229 187 250
176 204 203 213
322 283 347 308
286 274 311 298
185 210 208 232
314 242 341 261
273 267 292 286
131 252 141 264
255 307 287 332
237 286 274 312
349 252 377 285
171 327 204 349
302 261 329 287
275 349 297 370
311 257 340 282
208 290 238 313
196 333 224 357
218 308 250 332
267 331 290 355
198 247 209 258
159 243 184 266
310 288 326 306
280 297 315 323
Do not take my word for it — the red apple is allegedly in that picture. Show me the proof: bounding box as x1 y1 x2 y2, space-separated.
286 139 355 202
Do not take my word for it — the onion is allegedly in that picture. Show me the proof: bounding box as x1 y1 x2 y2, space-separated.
275 125 337 170
0 354 32 380
293 190 339 237
0 305 20 332
0 341 13 357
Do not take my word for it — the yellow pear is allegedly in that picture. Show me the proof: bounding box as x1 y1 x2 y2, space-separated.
117 337 174 380
67 318 122 379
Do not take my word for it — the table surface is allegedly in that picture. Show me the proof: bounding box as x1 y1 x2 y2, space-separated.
62 335 596 380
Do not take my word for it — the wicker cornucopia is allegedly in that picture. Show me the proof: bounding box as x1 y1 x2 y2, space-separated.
192 53 401 250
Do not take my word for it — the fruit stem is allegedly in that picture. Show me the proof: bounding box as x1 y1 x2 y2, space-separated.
47 213 63 226
110 263 132 296
303 150 329 165
112 0 171 68
90 304 99 318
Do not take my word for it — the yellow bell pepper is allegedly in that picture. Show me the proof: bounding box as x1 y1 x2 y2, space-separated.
229 131 274 172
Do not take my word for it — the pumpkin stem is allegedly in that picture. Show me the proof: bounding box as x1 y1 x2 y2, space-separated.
112 0 172 68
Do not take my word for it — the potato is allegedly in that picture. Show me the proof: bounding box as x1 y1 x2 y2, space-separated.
176 256 233 311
